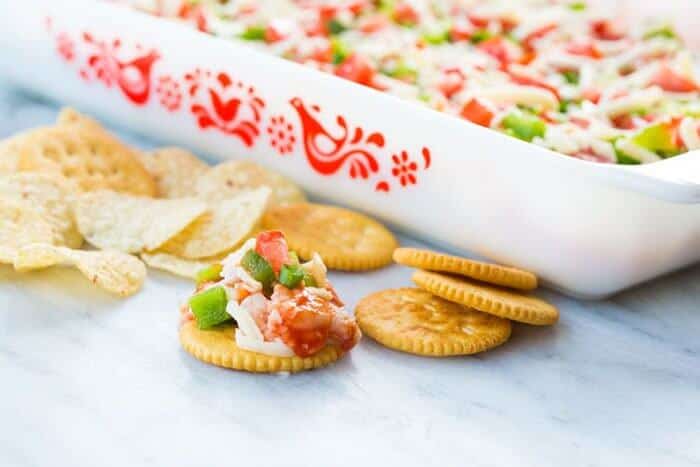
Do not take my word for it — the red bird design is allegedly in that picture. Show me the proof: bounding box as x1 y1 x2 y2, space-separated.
114 49 160 105
290 97 383 178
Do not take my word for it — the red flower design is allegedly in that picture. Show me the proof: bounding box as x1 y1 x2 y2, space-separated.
391 150 418 186
267 115 296 155
155 75 182 111
185 68 265 147
56 32 75 62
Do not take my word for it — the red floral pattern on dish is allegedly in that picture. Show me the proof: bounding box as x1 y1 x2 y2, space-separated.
185 68 265 147
45 17 435 195
267 115 297 155
80 33 160 105
155 75 182 111
289 97 383 178
375 147 431 192
391 151 418 186
56 32 75 62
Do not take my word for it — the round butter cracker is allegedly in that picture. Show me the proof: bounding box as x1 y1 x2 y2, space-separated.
179 321 342 373
355 288 511 357
413 270 559 326
394 247 537 290
262 203 397 270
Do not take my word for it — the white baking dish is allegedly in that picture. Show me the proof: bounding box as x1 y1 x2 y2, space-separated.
1 0 699 299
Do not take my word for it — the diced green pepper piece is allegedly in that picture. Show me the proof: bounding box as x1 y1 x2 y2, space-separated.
632 123 680 157
680 103 700 118
616 152 642 165
382 60 418 81
611 138 641 165
502 112 547 142
561 69 580 85
377 0 395 13
330 37 350 64
303 271 318 287
644 24 677 40
279 264 305 289
568 2 586 11
422 28 450 45
240 25 266 41
327 19 347 36
195 263 222 286
189 286 231 329
558 99 572 113
241 250 276 295
470 30 492 44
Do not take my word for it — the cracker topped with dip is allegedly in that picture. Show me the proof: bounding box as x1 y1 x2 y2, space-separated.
180 230 362 372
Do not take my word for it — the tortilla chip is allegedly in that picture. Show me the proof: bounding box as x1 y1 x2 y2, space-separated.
14 243 146 297
158 187 270 259
140 252 223 279
15 111 156 196
74 190 208 253
0 172 82 248
194 160 305 205
139 147 210 198
0 198 59 263
0 137 21 174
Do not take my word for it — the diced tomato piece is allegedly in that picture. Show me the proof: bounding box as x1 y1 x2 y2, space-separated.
649 66 698 93
566 42 603 59
334 53 375 86
468 13 489 28
611 114 637 130
572 148 611 163
478 37 512 69
271 287 334 357
500 17 518 33
264 25 286 44
359 14 389 33
582 88 601 103
523 23 557 48
255 231 290 274
569 116 591 129
318 5 338 22
304 18 327 37
518 49 537 65
508 70 560 100
309 41 333 63
449 21 473 42
393 2 419 25
345 0 368 16
468 13 516 32
437 69 465 98
177 3 207 32
460 98 494 127
591 19 626 41
668 116 686 149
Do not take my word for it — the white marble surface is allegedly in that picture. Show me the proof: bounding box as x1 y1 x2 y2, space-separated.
0 86 699 467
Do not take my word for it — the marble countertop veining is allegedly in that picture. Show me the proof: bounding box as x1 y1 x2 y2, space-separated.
0 86 699 467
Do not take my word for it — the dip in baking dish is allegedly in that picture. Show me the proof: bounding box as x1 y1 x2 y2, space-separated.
131 0 700 164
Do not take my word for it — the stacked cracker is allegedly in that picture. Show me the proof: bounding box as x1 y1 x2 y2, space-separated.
356 248 559 357
0 108 307 296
